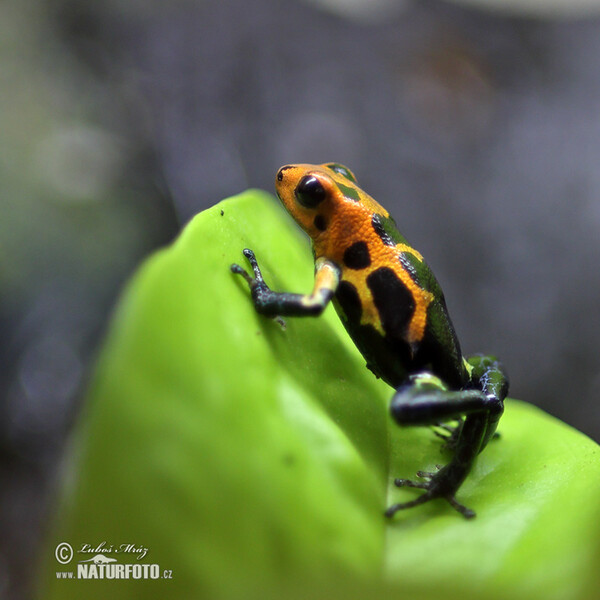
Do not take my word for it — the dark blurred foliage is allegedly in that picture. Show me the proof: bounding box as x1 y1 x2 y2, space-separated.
1 0 600 597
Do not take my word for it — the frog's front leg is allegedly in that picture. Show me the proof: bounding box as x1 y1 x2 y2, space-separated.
231 248 340 317
386 358 508 519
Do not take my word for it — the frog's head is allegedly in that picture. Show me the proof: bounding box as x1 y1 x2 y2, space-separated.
275 162 374 240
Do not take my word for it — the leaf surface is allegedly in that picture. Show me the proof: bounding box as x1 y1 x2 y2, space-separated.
40 191 600 600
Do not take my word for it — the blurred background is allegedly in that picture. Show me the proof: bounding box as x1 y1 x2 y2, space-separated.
2 0 600 597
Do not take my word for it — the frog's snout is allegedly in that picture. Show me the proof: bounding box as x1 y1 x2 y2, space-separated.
276 165 294 182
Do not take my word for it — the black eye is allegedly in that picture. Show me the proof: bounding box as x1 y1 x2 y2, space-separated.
295 176 326 208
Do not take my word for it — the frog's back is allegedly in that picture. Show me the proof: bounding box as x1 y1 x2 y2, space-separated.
329 212 467 390
274 162 467 389
235 162 508 519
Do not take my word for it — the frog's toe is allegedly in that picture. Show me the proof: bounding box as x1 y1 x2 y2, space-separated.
230 263 255 286
393 477 429 490
447 496 476 519
388 471 476 519
230 263 247 275
386 489 475 519
384 493 433 517
241 248 266 281
415 469 439 479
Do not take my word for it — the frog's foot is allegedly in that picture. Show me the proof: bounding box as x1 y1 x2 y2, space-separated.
231 250 288 327
385 470 475 519
230 248 264 287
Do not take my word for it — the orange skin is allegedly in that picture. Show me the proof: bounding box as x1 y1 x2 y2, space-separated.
232 162 509 519
275 163 433 346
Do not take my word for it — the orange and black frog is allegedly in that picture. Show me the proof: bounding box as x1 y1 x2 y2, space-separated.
231 163 508 519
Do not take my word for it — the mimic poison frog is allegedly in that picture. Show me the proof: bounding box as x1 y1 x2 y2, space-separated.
231 163 508 518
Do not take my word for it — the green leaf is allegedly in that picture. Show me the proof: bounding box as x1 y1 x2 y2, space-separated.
39 191 600 600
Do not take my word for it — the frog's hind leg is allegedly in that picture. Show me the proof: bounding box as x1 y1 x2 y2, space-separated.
386 361 508 519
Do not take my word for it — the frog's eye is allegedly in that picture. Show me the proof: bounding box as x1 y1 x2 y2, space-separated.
295 175 327 208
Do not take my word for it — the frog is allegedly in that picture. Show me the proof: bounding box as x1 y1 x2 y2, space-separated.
231 162 508 518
